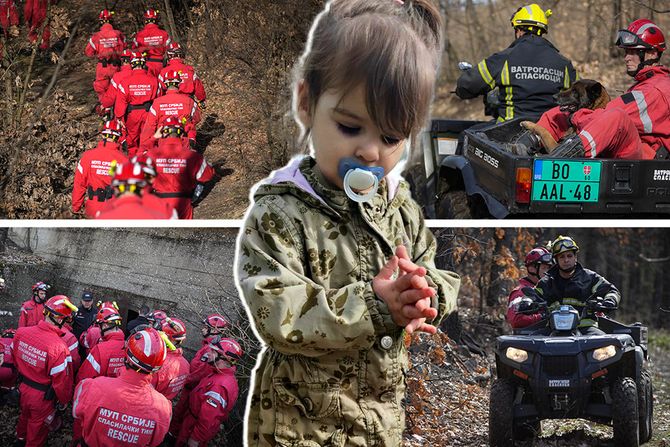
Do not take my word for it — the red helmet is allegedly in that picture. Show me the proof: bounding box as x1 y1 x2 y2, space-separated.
1 328 16 338
130 153 157 178
208 336 243 364
99 9 114 22
96 302 122 326
111 161 148 189
616 19 666 53
120 49 134 60
101 119 124 139
162 318 187 344
44 295 78 318
163 70 183 86
126 328 167 373
166 42 184 57
151 310 168 323
143 8 159 20
130 51 146 67
524 247 552 267
203 313 228 331
161 116 186 137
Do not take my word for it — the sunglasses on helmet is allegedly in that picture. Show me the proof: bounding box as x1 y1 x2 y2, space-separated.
553 239 577 252
539 253 553 263
615 30 650 48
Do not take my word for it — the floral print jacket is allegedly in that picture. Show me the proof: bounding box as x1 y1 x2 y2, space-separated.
237 156 460 447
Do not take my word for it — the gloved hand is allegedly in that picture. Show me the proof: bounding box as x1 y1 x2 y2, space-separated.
517 298 537 313
601 297 618 309
198 100 206 111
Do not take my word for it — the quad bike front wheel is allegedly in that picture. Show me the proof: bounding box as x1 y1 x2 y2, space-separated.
489 378 515 447
612 377 640 447
638 369 653 444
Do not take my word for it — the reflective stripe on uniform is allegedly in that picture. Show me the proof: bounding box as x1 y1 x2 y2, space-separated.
72 382 85 415
564 66 571 89
86 353 101 374
477 60 496 90
118 85 126 95
149 107 157 116
579 130 597 158
591 277 605 294
69 341 78 351
50 359 69 376
190 101 197 118
204 391 226 408
77 162 83 174
579 318 597 328
196 159 208 180
501 60 513 121
89 38 97 50
631 90 653 133
561 298 583 307
508 297 523 308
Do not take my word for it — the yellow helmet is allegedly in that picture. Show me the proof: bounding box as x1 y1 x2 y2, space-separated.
551 235 579 257
510 4 552 35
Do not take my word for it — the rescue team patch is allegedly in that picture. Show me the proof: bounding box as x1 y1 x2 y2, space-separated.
96 407 157 444
621 92 635 104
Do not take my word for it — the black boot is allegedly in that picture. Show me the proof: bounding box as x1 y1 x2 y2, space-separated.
550 135 586 158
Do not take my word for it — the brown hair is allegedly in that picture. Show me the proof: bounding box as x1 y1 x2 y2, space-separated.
296 0 443 141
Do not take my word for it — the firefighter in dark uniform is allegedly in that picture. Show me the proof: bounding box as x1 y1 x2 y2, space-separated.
455 3 578 122
526 236 620 335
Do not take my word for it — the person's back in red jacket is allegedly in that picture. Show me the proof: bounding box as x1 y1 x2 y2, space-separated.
25 0 56 50
61 326 81 372
13 296 76 446
148 129 214 219
72 328 172 447
114 54 159 158
173 338 241 446
76 329 125 383
132 10 171 77
85 11 126 102
159 51 206 103
0 332 17 388
72 122 129 218
140 79 200 151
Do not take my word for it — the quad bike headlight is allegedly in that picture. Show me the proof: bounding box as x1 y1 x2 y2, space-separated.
592 345 617 362
505 347 529 363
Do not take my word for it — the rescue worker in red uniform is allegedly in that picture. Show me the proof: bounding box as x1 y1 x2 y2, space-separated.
95 159 177 219
76 302 125 383
114 52 160 158
506 247 553 329
152 317 190 400
147 117 215 219
85 10 126 103
159 42 207 105
13 295 77 446
99 48 133 111
18 282 50 328
79 324 101 357
72 119 129 218
169 314 228 438
0 328 17 389
0 0 19 38
72 327 172 447
535 19 670 159
140 70 200 151
173 336 241 446
24 0 57 51
132 9 171 77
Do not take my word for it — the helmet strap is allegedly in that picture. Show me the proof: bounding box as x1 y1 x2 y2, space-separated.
47 313 66 329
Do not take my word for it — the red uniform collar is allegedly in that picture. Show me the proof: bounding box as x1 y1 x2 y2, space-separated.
635 64 670 81
37 320 65 336
102 330 125 342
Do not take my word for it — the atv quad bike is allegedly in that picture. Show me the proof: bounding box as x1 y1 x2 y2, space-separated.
489 299 653 447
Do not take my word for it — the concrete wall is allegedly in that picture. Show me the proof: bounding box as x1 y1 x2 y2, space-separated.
1 228 242 354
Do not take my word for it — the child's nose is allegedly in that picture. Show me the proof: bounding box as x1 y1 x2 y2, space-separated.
356 139 381 163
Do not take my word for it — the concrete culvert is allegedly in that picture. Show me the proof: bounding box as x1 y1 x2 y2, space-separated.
0 227 256 445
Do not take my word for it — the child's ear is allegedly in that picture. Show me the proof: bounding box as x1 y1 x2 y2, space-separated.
296 79 312 129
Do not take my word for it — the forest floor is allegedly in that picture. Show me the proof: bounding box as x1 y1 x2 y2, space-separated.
404 309 670 446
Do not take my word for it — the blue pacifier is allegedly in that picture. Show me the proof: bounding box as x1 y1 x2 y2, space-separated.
337 158 385 203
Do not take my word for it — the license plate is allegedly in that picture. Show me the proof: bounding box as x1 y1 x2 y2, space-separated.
549 379 570 387
532 160 601 202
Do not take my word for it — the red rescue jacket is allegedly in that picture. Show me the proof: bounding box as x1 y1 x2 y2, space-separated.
159 58 206 102
72 141 129 217
151 348 190 400
133 23 170 60
73 368 172 447
114 68 160 119
18 298 44 328
13 320 73 404
76 330 126 383
139 89 200 150
506 277 543 329
85 23 125 61
100 64 133 109
95 193 178 219
0 0 19 30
